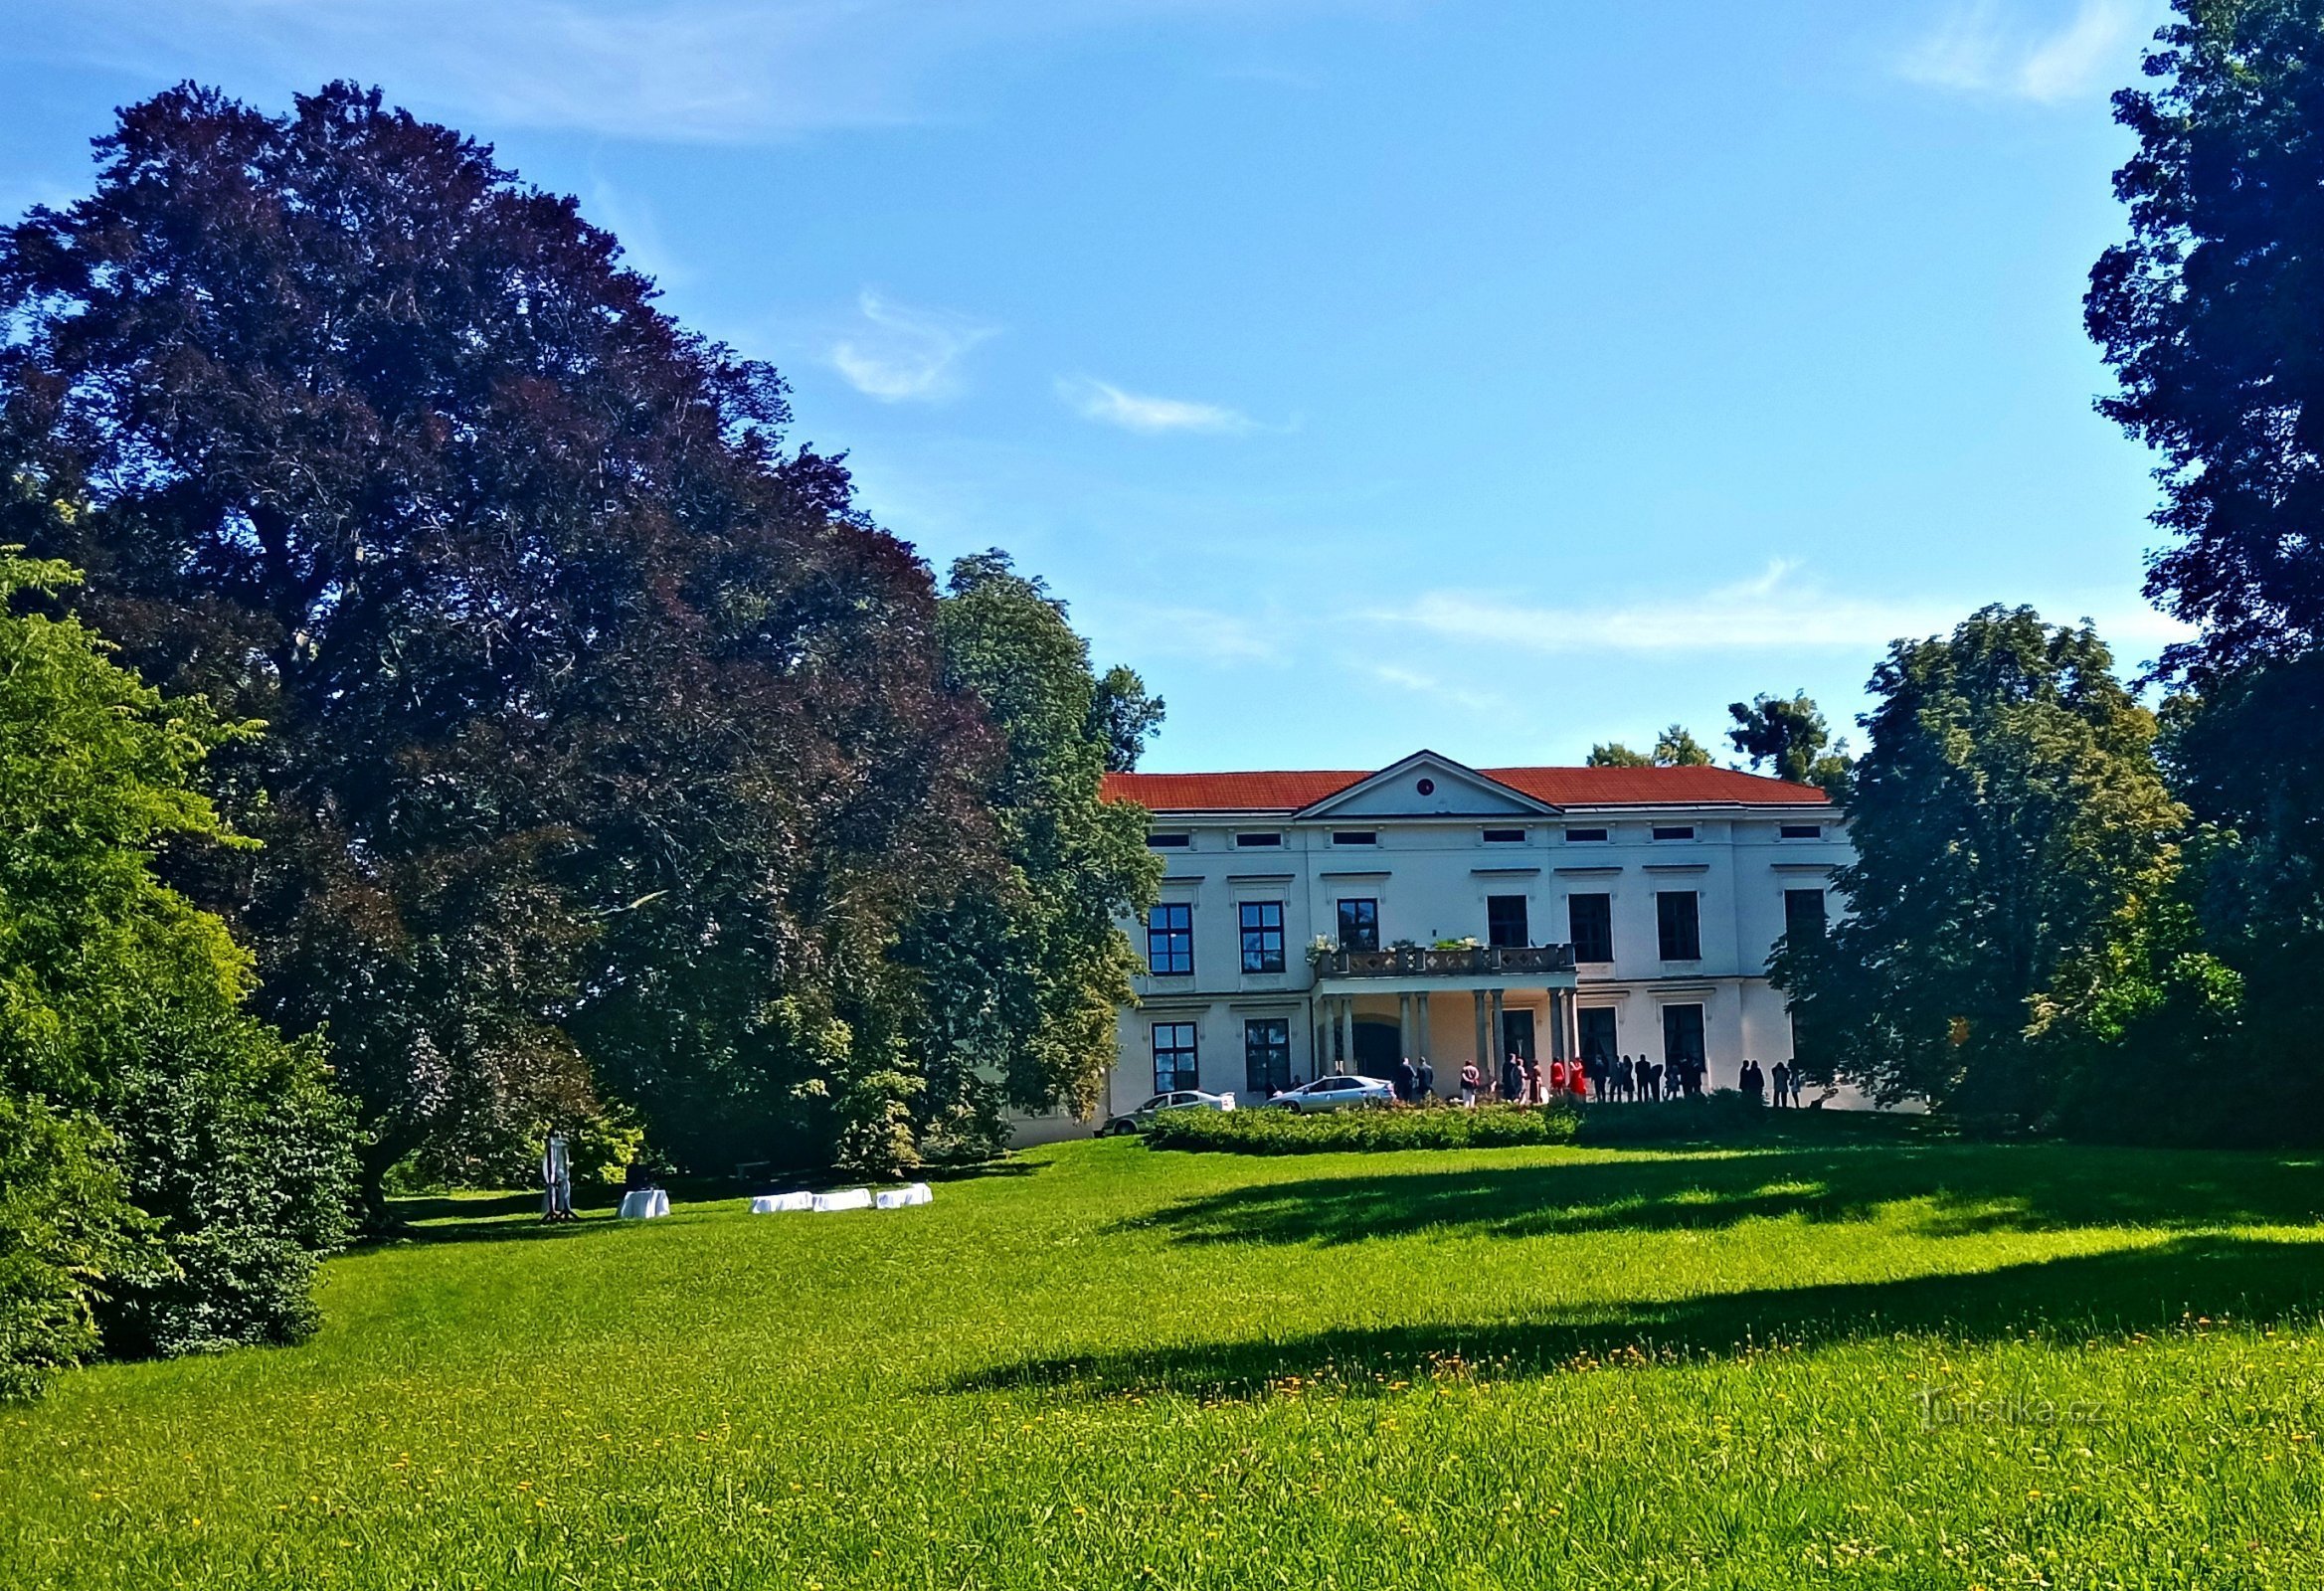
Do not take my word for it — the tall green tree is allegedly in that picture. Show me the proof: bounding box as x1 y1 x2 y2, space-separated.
1774 609 2184 1118
0 85 996 1202
902 554 1162 1152
2085 0 2324 1143
0 549 352 1383
1726 691 1854 794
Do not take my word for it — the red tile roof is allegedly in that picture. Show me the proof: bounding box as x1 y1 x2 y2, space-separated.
1102 765 1831 812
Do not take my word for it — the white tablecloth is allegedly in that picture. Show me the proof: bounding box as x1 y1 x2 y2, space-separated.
751 1192 812 1214
810 1187 873 1213
617 1188 669 1220
875 1182 933 1209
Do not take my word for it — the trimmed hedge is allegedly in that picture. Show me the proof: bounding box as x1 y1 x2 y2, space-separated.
1141 1093 1922 1155
1144 1103 1580 1154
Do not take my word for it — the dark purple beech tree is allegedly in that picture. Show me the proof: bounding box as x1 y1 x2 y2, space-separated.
2087 0 2324 1139
0 83 1006 1212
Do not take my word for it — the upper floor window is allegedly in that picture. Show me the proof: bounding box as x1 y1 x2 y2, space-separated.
1657 891 1702 961
1239 901 1286 973
1148 832 1192 849
1779 823 1822 840
1146 904 1192 976
1486 895 1529 949
1564 827 1609 842
1482 828 1526 844
1568 893 1613 963
1784 888 1828 943
1652 825 1695 841
1235 832 1283 848
1337 898 1379 954
1332 830 1378 846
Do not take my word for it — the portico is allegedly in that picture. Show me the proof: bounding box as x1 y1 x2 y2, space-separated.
1310 944 1580 1078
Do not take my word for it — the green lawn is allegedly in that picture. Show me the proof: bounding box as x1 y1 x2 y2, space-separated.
7 1135 2324 1589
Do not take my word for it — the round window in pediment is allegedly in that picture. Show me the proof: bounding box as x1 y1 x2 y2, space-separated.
1416 778 1436 796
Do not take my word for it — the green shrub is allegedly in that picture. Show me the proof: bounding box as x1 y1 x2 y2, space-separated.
1145 1103 1580 1155
96 1016 356 1358
0 1095 158 1400
1144 1094 1921 1156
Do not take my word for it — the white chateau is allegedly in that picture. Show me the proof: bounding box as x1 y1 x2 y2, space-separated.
1092 750 1849 1113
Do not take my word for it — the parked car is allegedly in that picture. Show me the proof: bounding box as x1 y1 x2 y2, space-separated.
1262 1075 1397 1113
1099 1088 1237 1136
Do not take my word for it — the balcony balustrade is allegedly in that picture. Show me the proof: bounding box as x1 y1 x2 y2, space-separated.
1314 944 1576 978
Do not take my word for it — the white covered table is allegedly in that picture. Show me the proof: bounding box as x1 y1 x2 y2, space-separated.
617 1188 670 1220
751 1192 812 1214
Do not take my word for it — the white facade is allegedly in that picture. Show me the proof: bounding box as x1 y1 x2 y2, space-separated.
1094 750 1849 1117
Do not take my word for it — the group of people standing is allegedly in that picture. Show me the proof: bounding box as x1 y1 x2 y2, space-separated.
1385 1050 1805 1107
1738 1057 1805 1108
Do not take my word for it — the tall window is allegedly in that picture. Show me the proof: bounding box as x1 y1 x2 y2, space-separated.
1153 1022 1198 1092
1244 1018 1291 1095
1240 901 1286 973
1486 894 1529 949
1657 891 1701 961
1568 894 1613 963
1662 1003 1705 1067
1146 904 1192 975
1784 888 1827 943
1337 898 1378 953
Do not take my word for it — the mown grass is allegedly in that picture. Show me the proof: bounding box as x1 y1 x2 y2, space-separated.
6 1137 2324 1588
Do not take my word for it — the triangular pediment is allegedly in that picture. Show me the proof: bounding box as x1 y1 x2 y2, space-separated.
1294 751 1561 820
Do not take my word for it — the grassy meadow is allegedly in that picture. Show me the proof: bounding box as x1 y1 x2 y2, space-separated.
6 1132 2324 1588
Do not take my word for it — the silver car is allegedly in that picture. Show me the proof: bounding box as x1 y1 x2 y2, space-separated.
1099 1088 1236 1136
1263 1075 1397 1113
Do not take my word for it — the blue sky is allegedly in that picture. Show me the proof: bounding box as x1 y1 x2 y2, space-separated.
0 0 2180 773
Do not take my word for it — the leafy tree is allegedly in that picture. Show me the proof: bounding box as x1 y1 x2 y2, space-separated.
1586 725 1711 768
1090 665 1165 773
1653 724 1714 767
0 85 995 1203
2088 0 2324 681
0 550 352 1374
1775 609 2184 1119
1726 692 1855 794
901 553 1162 1152
1584 742 1653 768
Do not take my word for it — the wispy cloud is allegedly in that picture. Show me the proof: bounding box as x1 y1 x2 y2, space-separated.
829 291 997 403
1378 560 2189 655
1365 662 1507 715
1896 0 2155 104
1058 377 1260 436
13 1 1375 143
1089 601 1284 663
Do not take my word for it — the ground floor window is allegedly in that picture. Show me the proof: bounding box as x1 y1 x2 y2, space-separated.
1662 1003 1705 1067
1244 1018 1291 1094
1578 1006 1618 1066
1153 1021 1199 1092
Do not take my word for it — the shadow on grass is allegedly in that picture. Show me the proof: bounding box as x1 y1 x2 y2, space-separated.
953 1234 2324 1400
1126 1144 2324 1248
370 1155 1044 1248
